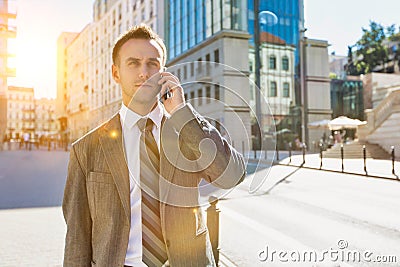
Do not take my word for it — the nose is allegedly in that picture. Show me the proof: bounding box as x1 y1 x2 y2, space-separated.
139 65 150 80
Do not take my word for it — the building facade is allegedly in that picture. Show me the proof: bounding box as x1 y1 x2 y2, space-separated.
248 0 305 142
5 86 57 141
56 32 79 143
166 0 251 152
5 86 35 140
35 98 58 137
330 76 364 120
303 38 332 146
0 0 16 142
249 38 296 134
65 25 91 141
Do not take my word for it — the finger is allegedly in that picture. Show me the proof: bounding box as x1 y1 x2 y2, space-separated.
159 72 179 84
160 80 179 97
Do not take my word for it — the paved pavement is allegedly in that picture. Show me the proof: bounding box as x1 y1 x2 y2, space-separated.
1 149 399 266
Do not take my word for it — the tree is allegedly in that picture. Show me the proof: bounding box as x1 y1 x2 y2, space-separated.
353 21 389 74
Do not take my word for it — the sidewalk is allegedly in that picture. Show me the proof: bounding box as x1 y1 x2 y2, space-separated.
0 207 65 267
246 150 400 180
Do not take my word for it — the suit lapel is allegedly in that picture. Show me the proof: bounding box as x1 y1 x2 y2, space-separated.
99 114 131 222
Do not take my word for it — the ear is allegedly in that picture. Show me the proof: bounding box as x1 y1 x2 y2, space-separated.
112 64 120 83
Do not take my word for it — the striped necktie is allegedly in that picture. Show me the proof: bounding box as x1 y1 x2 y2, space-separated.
137 118 168 267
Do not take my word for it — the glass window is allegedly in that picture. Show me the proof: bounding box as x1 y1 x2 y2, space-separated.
215 84 220 100
206 86 211 103
269 55 276 69
283 82 290 97
212 0 221 33
182 0 188 51
189 0 196 48
269 81 277 97
195 0 205 43
282 56 289 71
214 49 219 63
198 88 203 105
222 0 231 29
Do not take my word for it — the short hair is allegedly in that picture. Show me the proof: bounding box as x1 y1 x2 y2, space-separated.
112 24 167 66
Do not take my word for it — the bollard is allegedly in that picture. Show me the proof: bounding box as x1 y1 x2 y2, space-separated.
302 143 306 165
391 146 395 176
276 144 279 161
319 143 323 169
341 144 344 172
363 145 368 175
207 196 220 264
288 143 292 164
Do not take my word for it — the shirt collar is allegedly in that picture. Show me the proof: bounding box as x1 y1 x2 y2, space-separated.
119 102 164 130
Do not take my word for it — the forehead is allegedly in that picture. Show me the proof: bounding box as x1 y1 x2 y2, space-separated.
119 38 162 60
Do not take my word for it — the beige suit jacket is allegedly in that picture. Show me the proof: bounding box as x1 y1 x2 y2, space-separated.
62 104 245 267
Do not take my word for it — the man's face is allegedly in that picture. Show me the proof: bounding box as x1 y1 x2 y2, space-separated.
112 38 163 108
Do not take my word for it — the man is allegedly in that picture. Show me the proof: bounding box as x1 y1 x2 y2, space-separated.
63 24 245 267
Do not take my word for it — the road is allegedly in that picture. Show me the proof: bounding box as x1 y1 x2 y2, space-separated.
218 165 400 266
0 150 399 266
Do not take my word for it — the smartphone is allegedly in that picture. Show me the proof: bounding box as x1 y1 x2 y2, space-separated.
159 69 172 102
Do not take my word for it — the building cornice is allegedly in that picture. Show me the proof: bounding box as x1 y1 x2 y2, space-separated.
167 30 251 66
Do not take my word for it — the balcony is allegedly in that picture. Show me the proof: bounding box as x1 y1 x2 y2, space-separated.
0 52 15 58
0 67 16 77
0 12 17 19
0 24 16 38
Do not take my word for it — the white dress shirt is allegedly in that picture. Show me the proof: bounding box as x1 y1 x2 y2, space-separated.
119 102 164 266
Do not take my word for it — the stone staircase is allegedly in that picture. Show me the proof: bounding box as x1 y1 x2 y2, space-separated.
358 88 400 157
323 141 391 159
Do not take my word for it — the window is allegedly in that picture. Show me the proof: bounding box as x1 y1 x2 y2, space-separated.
190 62 194 76
283 82 290 97
206 86 211 103
282 56 289 71
198 88 203 105
269 55 276 70
269 81 277 97
206 53 210 62
215 84 220 100
183 65 187 80
214 49 219 63
190 91 195 105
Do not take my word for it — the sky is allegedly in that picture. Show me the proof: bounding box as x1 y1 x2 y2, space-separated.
6 0 400 99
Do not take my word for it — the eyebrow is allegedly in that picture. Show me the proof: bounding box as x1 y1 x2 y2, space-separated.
125 57 160 63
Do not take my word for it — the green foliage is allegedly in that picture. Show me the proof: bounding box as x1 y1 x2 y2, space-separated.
347 21 399 75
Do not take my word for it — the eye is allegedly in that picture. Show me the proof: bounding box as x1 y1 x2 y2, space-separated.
148 61 159 67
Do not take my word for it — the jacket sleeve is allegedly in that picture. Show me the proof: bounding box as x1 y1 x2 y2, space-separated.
168 103 246 189
62 145 92 266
